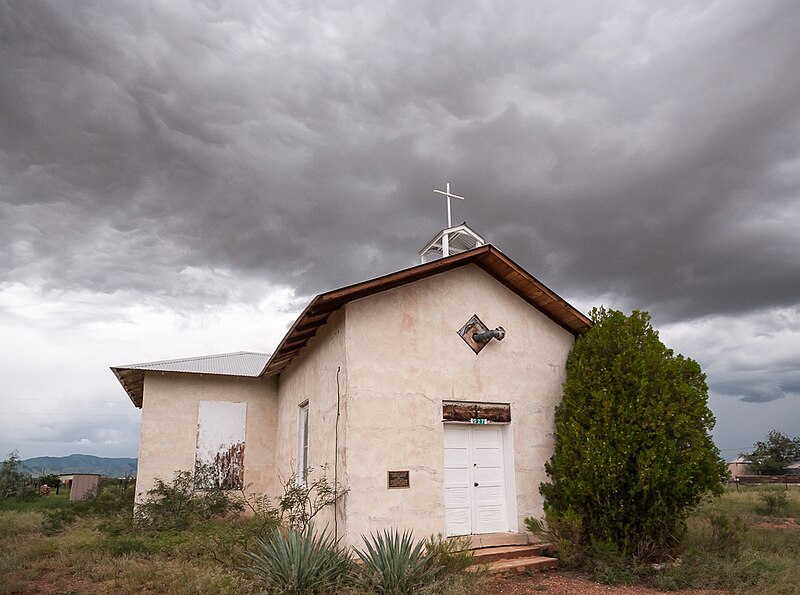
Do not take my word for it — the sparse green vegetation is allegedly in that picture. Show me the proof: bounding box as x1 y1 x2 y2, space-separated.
5 468 799 594
135 469 247 531
0 450 32 499
758 488 789 516
424 533 476 578
0 495 264 594
646 485 800 594
0 469 279 594
242 525 484 595
1 468 487 594
529 484 800 594
277 464 347 532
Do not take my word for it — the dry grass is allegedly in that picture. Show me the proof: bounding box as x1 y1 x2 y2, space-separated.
639 485 800 594
0 500 263 595
2 485 799 594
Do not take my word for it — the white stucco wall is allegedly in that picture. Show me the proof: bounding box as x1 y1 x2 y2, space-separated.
275 309 347 535
340 264 575 544
135 372 279 502
132 262 578 546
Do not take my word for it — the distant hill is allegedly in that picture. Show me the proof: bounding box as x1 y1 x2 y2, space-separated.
22 454 137 478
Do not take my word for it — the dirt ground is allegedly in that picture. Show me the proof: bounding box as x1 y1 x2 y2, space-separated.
486 570 726 595
18 572 727 595
15 566 733 595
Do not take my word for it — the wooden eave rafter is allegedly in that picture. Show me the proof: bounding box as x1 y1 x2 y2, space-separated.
111 368 145 408
261 244 591 377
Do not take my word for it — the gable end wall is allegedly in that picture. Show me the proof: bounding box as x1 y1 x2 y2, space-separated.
340 264 575 543
135 373 279 502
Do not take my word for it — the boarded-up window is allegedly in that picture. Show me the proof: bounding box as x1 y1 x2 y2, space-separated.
195 401 246 490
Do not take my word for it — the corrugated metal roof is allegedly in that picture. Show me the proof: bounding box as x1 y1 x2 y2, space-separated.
111 351 270 408
116 351 269 376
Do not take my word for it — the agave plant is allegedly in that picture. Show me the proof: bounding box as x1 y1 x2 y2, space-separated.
243 524 352 594
354 528 440 594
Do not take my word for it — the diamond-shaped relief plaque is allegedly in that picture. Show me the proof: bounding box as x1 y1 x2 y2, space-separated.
457 314 489 354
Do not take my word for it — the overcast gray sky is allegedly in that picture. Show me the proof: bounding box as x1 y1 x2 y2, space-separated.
2 1 800 463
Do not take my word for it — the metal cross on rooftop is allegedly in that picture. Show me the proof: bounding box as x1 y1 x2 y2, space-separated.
433 182 465 228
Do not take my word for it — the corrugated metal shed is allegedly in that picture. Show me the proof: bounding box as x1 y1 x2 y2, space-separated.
111 351 269 408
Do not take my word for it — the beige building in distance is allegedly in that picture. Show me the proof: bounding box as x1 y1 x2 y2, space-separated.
112 224 590 547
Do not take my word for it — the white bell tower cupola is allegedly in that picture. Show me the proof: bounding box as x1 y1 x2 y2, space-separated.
419 182 486 264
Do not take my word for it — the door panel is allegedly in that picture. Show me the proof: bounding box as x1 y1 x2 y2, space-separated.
443 425 472 536
473 426 506 534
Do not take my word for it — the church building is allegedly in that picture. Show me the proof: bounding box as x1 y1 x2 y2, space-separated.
112 187 590 546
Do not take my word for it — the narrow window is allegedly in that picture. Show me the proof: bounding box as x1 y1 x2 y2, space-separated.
297 401 309 485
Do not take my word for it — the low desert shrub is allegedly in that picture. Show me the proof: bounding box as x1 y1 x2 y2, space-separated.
277 465 347 532
135 470 244 531
41 506 79 535
86 482 135 514
244 524 352 595
424 534 474 578
15 487 39 502
525 509 585 566
40 481 135 535
207 491 280 566
706 512 747 558
190 514 280 568
589 559 643 586
758 489 788 516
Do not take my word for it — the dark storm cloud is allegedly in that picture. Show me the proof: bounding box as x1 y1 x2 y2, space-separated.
660 307 800 408
2 0 800 317
714 365 800 405
446 3 800 321
3 1 800 460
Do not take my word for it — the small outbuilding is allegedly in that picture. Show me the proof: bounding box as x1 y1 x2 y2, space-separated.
786 461 800 476
58 473 101 501
726 457 753 478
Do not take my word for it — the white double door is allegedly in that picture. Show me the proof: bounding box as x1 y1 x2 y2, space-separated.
443 424 510 536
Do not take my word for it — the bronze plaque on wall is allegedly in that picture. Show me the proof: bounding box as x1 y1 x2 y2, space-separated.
442 401 511 423
387 470 410 489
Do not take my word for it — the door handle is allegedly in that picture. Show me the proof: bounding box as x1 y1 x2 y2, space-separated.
474 482 479 487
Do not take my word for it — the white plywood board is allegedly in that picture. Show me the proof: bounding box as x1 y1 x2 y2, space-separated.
195 400 246 489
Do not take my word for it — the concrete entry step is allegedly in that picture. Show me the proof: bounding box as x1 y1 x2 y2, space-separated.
463 532 531 549
470 544 550 564
465 539 558 575
484 554 559 574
